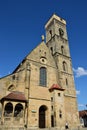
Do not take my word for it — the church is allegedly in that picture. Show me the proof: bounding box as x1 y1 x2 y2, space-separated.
0 14 80 129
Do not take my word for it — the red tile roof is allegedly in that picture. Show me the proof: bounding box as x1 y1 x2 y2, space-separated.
49 84 65 92
79 110 87 117
1 91 27 102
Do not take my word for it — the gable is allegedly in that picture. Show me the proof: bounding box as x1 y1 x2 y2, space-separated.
26 41 56 68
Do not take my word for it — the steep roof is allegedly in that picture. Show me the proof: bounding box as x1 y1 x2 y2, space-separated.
13 40 56 73
25 41 57 69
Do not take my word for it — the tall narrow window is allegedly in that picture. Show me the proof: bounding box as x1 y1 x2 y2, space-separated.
61 46 64 54
66 78 68 86
49 30 52 38
59 109 62 118
58 93 61 97
40 67 47 86
50 47 53 55
51 97 53 102
63 61 67 72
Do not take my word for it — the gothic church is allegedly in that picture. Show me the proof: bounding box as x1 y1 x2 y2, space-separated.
0 14 80 129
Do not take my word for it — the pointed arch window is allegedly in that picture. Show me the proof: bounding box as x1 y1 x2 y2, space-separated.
40 67 47 86
63 61 67 72
61 46 64 54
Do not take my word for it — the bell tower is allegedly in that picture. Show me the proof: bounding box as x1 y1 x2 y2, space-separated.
45 14 79 128
45 14 74 93
45 14 70 56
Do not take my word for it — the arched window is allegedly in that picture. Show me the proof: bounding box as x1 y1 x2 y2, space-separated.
4 102 13 117
14 103 23 117
61 46 64 54
40 67 47 86
63 61 67 72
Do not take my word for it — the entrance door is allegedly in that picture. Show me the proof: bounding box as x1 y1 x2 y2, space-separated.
39 105 47 128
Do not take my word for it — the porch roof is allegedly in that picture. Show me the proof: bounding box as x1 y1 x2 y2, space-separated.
0 91 27 103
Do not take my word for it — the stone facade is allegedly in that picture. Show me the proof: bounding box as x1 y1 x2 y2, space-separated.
0 14 80 129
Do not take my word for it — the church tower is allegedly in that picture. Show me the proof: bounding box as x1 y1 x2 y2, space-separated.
45 14 79 128
0 14 80 129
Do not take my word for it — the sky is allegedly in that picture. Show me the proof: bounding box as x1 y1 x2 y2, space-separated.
0 0 87 111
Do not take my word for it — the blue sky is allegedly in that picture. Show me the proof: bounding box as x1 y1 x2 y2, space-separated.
0 0 87 111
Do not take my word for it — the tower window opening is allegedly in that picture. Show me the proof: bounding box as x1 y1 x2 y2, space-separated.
50 47 53 55
61 46 64 55
49 30 52 38
59 28 64 37
59 110 62 118
63 61 67 72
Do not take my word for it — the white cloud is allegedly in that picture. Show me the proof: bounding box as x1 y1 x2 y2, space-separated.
73 67 87 77
76 90 80 95
78 104 85 107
